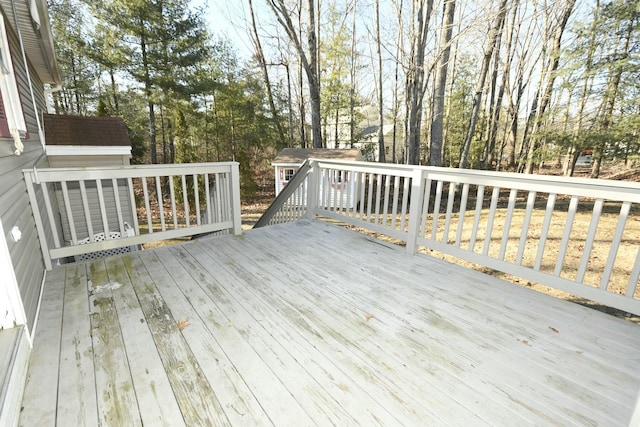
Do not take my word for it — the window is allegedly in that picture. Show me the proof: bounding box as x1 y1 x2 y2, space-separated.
0 17 27 154
284 168 295 182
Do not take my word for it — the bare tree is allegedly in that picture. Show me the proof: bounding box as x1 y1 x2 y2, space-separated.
459 0 508 169
248 0 287 145
375 0 386 162
429 0 456 167
590 0 637 178
267 0 323 147
562 0 600 176
406 0 435 165
391 0 405 163
522 0 576 174
349 0 358 147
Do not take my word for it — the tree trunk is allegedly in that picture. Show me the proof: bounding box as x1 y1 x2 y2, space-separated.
494 0 520 171
267 0 323 147
248 0 287 145
406 0 434 165
563 1 599 176
391 0 404 163
298 57 307 148
375 0 385 162
429 0 455 167
349 0 358 148
70 55 81 114
306 0 322 148
459 0 508 169
591 4 635 178
109 67 119 113
285 63 295 147
140 20 157 164
523 0 576 174
484 22 504 170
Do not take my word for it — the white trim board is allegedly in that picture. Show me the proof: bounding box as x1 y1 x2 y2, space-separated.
45 145 132 156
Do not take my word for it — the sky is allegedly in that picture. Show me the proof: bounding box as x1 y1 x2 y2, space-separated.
195 0 255 59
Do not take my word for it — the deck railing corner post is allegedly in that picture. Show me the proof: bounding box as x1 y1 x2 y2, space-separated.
22 169 53 270
406 167 426 255
304 160 319 220
230 162 242 235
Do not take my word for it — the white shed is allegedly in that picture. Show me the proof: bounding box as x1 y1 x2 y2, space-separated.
273 148 362 208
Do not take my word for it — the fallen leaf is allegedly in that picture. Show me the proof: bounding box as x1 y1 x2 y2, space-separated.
177 318 190 331
549 326 559 333
365 313 374 322
517 338 532 346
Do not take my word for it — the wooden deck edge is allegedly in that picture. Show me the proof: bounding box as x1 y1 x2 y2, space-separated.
0 326 30 427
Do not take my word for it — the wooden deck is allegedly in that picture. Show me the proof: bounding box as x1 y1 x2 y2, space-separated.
20 219 640 426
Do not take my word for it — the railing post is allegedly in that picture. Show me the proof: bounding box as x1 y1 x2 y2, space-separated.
23 170 53 270
230 162 242 235
630 389 640 427
304 160 319 220
406 167 426 255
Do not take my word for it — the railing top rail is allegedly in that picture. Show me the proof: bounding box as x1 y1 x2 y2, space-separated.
422 165 640 189
422 169 640 203
310 159 418 176
23 162 239 182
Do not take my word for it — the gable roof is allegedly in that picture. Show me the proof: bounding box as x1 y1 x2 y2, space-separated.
0 0 61 84
43 114 131 147
273 148 361 164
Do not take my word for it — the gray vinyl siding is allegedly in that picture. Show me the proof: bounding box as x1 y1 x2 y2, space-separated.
55 179 136 244
0 20 51 331
48 154 134 248
0 144 47 330
48 154 130 168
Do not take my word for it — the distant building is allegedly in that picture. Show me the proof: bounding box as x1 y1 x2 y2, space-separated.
323 105 403 162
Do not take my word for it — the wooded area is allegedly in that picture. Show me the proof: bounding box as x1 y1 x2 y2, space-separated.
49 0 639 192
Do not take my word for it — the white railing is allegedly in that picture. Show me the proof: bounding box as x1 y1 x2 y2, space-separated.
254 161 311 228
24 162 242 270
259 159 640 315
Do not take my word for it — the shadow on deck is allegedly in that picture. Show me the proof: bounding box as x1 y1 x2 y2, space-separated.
20 220 640 426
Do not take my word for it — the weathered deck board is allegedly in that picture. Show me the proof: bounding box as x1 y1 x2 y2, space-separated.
87 260 142 426
276 222 640 416
123 254 230 426
213 225 586 425
173 242 417 425
19 266 66 426
103 256 185 427
56 263 98 427
20 219 640 426
132 251 273 426
190 236 489 425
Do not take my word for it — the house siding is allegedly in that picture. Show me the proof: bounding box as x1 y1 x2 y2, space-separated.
54 179 136 245
0 19 50 331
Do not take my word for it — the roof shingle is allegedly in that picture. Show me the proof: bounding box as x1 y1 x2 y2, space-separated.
43 114 131 147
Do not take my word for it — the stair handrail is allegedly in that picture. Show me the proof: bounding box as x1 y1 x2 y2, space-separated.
253 160 313 228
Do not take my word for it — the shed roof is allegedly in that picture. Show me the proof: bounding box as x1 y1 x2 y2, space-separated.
273 148 361 164
43 114 131 147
